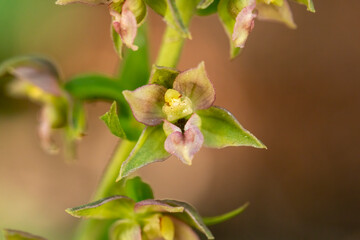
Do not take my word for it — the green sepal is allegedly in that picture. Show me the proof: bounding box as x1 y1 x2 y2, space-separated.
196 0 219 16
124 176 154 202
197 106 266 149
149 65 179 88
101 101 127 139
293 0 315 12
112 25 123 59
218 0 244 58
162 200 214 239
203 202 249 226
2 229 46 240
66 196 135 220
118 125 170 180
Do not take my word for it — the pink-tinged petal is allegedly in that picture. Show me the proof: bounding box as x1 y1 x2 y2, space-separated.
110 220 142 240
55 0 112 5
134 199 184 214
232 1 257 48
123 84 167 126
171 217 200 240
39 107 59 154
110 2 139 51
11 66 61 96
173 62 215 111
163 114 204 165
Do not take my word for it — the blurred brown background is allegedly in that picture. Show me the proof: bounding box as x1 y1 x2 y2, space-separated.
1 0 360 239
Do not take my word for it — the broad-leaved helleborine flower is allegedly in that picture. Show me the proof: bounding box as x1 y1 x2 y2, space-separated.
56 0 146 51
67 195 214 240
217 0 315 57
0 56 68 154
119 62 265 179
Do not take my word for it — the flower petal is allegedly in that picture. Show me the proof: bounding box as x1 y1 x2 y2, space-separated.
3 229 47 240
163 114 204 165
134 199 184 214
173 62 215 110
110 4 139 51
171 217 200 240
257 0 296 29
232 1 257 48
123 84 167 126
161 216 175 240
110 220 142 240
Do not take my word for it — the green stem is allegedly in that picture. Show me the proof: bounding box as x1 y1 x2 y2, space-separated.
74 140 136 240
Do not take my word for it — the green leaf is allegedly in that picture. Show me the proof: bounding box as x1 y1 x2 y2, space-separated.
124 176 154 202
112 25 123 59
110 220 142 240
118 125 170 180
203 202 249 226
101 101 127 139
164 0 191 39
162 200 214 239
197 106 266 149
217 0 243 58
144 0 167 16
293 0 315 12
2 229 46 240
64 74 124 102
66 196 135 220
149 65 179 89
196 0 219 16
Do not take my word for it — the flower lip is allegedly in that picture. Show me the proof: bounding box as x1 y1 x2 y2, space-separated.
162 89 194 122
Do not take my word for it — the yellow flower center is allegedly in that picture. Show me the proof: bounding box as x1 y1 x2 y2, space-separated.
162 89 193 122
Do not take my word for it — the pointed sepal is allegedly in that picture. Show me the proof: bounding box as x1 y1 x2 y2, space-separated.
149 65 179 89
2 229 47 240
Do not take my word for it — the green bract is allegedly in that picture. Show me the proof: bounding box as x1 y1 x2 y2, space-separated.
118 62 265 179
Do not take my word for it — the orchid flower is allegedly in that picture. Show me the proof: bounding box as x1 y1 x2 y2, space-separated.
117 62 265 179
66 177 214 240
216 0 315 58
56 0 146 52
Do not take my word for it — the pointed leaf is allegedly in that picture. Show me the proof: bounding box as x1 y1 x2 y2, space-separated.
203 202 249 226
293 0 315 12
257 0 297 29
124 176 154 202
149 65 179 89
162 200 214 239
123 84 167 126
66 196 135 220
55 0 111 5
119 125 171 180
173 62 215 110
197 106 266 149
101 101 127 139
110 220 142 240
2 229 46 240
